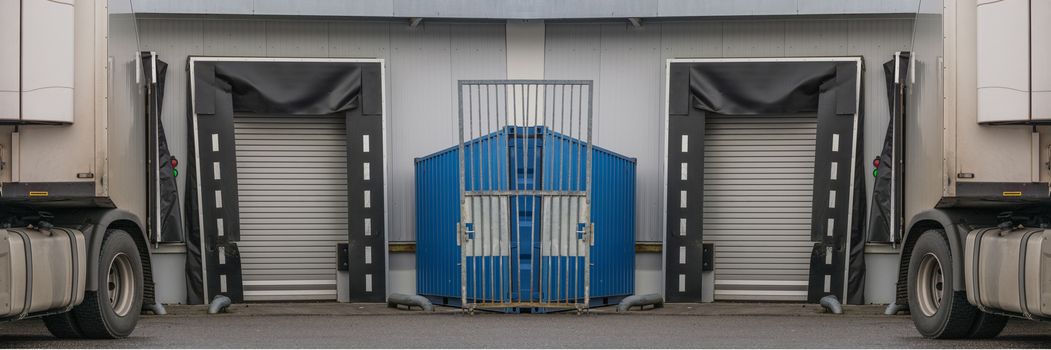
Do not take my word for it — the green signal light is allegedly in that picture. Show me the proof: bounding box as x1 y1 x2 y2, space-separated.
173 169 179 178
872 168 878 178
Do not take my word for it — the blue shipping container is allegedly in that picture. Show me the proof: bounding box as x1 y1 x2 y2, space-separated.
415 126 636 310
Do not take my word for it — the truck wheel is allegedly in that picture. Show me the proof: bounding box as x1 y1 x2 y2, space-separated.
907 229 977 339
967 310 1008 339
71 229 144 339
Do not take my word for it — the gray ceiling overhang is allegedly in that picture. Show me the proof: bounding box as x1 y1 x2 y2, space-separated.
129 0 926 20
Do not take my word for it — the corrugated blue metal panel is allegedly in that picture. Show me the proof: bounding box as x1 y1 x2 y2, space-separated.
415 126 635 306
416 130 511 300
414 146 461 299
589 146 637 299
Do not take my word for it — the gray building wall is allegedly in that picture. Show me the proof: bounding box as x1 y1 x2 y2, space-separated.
141 16 913 244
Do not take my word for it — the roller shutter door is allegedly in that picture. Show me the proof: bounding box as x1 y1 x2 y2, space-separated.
233 115 348 301
703 115 817 301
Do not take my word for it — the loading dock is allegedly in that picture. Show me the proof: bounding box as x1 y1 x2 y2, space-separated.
665 57 865 304
186 57 387 304
233 115 350 301
703 115 818 301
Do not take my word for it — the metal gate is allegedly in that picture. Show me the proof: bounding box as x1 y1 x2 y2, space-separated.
457 80 594 313
703 114 817 301
233 114 348 301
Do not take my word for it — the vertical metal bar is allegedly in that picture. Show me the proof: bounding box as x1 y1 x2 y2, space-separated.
550 84 560 304
537 85 545 304
467 84 476 306
500 83 509 305
485 84 494 304
553 84 562 304
572 84 580 306
479 83 485 300
457 82 468 311
511 83 521 305
584 82 594 309
529 82 538 302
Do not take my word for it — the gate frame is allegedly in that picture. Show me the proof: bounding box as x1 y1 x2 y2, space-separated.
456 80 595 313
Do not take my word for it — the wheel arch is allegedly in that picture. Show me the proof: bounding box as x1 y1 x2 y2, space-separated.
53 208 153 301
895 208 991 304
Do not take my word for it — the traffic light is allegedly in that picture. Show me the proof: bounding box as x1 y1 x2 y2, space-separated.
872 156 880 178
171 157 179 178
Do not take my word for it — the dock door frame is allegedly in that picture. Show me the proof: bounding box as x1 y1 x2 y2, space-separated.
662 57 865 304
187 57 389 304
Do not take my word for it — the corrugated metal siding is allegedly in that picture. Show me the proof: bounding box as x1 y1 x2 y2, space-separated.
703 115 818 302
587 146 637 299
233 115 348 301
414 146 462 298
138 19 505 243
139 16 912 245
546 18 913 241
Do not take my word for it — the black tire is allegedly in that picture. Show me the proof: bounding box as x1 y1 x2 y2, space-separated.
42 311 84 338
70 229 144 339
907 229 977 339
967 310 1008 339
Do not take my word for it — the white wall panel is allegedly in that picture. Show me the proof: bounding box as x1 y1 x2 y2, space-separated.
659 22 723 59
266 21 330 57
847 19 913 212
328 22 391 59
388 23 454 243
203 20 267 56
785 21 849 56
596 23 663 243
722 21 785 57
139 19 204 211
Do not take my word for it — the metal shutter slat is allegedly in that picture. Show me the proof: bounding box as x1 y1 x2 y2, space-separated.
704 115 816 302
233 115 347 301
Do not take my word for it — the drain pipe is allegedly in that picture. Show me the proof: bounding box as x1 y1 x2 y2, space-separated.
819 295 843 314
387 293 434 312
208 295 232 314
616 293 664 312
143 302 167 315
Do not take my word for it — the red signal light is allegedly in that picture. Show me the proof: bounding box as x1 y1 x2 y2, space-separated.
170 158 178 168
872 157 880 168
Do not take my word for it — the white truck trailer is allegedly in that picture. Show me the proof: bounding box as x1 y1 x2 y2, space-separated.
898 0 1051 338
0 0 157 338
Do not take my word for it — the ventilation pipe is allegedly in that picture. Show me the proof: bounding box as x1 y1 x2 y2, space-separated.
208 295 232 314
143 302 167 315
819 295 843 314
387 293 434 312
616 294 664 312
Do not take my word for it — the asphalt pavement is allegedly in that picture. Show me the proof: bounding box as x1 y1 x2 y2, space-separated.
1 303 1049 348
